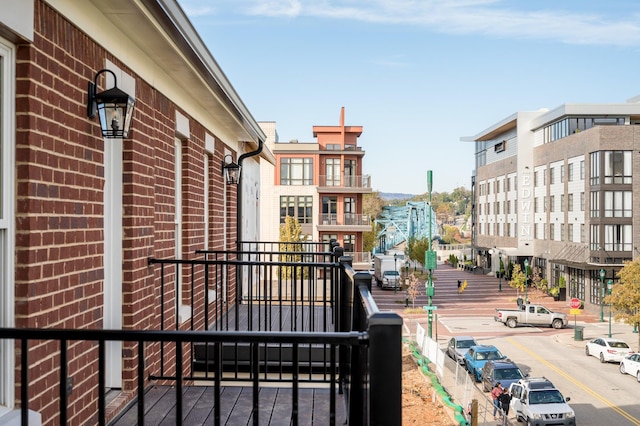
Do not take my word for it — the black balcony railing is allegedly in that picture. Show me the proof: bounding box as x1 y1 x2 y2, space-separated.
1 241 402 425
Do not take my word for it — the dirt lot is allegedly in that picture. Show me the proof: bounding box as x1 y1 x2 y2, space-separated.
402 345 459 425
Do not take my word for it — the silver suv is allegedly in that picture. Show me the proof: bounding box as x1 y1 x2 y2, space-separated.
509 377 576 426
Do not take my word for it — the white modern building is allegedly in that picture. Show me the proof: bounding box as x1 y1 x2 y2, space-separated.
463 96 640 313
259 108 372 268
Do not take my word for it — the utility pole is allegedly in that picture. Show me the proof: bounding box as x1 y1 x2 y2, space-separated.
425 171 437 338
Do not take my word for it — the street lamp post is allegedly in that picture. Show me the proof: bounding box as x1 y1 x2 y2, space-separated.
498 251 503 292
607 280 614 338
426 171 435 338
394 253 398 294
523 259 529 303
599 268 605 323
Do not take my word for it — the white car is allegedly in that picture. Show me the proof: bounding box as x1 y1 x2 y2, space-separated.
620 353 640 381
446 336 477 364
585 337 634 363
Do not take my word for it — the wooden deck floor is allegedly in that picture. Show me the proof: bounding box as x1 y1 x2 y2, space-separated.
110 303 344 425
110 383 346 426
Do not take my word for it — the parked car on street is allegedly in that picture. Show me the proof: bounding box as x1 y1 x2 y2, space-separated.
494 304 568 329
481 359 527 392
446 336 477 365
509 377 575 426
585 337 634 363
464 345 506 382
619 353 640 381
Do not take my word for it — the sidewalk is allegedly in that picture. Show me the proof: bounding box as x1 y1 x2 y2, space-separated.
555 314 640 350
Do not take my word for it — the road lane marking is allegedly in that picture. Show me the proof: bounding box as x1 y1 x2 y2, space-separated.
506 337 640 425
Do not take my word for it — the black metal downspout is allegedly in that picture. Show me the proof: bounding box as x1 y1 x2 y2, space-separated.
235 140 264 305
236 139 264 250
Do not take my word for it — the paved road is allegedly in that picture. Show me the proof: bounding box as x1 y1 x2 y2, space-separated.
370 264 640 426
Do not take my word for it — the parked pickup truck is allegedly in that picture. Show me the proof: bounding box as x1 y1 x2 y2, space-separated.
494 304 568 329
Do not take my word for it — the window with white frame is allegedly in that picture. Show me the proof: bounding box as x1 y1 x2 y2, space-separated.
174 140 184 317
0 38 16 411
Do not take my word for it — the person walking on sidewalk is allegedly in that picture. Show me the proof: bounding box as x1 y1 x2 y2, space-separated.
498 387 512 423
491 382 503 420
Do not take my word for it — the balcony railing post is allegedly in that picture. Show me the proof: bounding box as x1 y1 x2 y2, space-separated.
368 312 403 425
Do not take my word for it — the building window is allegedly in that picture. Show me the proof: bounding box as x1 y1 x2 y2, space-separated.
580 192 585 212
590 152 600 185
568 223 574 242
0 39 16 403
568 163 574 182
344 159 356 187
549 223 555 241
280 158 313 185
549 195 555 213
544 117 624 144
590 224 599 251
561 224 565 241
560 194 565 212
344 197 357 224
550 167 555 185
322 196 338 224
590 191 599 218
604 191 632 218
175 140 184 316
567 193 574 212
534 197 539 213
604 224 632 251
604 151 632 184
534 171 539 187
343 234 356 252
560 165 565 183
280 196 312 223
580 160 585 180
580 224 585 243
325 158 341 186
590 272 602 306
322 234 338 244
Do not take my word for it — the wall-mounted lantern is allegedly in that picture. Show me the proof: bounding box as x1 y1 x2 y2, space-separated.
222 154 241 185
87 69 136 138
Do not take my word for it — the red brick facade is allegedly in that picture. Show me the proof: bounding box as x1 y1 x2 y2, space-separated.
11 2 240 424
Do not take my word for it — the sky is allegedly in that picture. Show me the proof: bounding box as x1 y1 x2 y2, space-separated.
176 0 640 195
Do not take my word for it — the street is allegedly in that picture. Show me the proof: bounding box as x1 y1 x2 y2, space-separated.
370 263 640 425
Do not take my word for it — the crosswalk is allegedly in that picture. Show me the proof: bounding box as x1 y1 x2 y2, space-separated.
371 264 523 316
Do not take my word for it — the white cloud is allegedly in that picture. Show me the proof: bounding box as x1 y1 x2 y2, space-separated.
180 0 640 47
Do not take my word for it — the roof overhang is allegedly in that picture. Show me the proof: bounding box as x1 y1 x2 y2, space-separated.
46 0 272 163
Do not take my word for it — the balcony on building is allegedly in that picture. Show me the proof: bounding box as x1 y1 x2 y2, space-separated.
318 174 372 193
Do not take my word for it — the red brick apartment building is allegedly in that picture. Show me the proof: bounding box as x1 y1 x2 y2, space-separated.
0 1 273 424
259 108 373 269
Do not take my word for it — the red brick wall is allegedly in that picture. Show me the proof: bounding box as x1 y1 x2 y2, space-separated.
13 2 236 424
